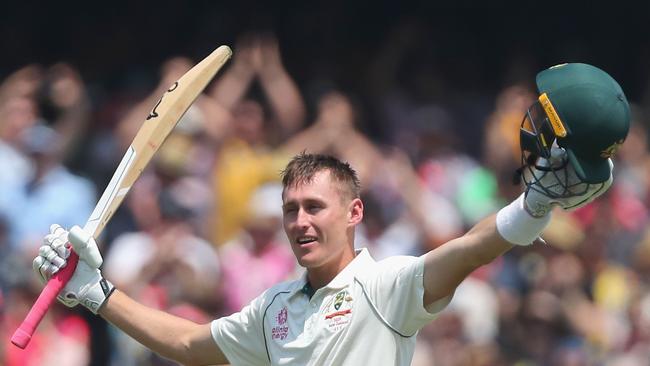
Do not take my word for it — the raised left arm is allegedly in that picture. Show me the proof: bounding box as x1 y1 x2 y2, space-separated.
421 213 514 306
420 146 613 307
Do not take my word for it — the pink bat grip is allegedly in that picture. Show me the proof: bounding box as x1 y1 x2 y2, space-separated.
11 251 79 349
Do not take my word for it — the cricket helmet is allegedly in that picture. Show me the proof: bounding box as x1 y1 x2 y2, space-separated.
518 63 630 192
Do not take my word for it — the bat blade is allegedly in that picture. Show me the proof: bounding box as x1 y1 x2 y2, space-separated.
11 45 232 349
85 45 232 237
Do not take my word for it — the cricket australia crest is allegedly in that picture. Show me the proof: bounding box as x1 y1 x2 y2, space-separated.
323 290 353 332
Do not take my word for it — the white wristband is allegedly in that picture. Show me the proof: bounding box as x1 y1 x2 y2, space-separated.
496 194 551 246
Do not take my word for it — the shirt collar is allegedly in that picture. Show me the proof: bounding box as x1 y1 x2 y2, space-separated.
328 248 375 289
291 248 376 296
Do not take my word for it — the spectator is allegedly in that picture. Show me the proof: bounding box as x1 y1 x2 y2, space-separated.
207 32 308 245
0 124 95 253
219 183 296 314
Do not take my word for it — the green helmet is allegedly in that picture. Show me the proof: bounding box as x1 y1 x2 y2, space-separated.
520 63 630 184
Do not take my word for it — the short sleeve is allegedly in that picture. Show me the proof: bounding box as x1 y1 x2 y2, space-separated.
362 256 443 336
211 293 270 366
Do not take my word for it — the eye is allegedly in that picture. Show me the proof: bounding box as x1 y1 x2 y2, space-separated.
306 204 322 213
283 206 297 215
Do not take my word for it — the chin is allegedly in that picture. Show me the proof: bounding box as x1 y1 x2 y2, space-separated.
294 248 324 269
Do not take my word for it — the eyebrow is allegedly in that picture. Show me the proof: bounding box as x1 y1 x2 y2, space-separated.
282 202 297 210
282 197 326 209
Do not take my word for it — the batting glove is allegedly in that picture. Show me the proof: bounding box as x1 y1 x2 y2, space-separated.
33 224 115 314
523 146 613 217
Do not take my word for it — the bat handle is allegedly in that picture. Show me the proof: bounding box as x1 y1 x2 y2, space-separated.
11 251 79 349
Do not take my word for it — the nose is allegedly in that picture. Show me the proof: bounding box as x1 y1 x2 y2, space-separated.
295 208 310 229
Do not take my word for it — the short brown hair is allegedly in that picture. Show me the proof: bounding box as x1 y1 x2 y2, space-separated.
281 153 361 200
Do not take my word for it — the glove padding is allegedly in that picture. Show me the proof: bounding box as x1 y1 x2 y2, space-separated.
523 146 613 217
33 224 115 314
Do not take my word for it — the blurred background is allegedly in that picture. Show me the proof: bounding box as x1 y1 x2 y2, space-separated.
2 1 650 365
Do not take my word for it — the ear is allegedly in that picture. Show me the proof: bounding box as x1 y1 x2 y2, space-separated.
348 198 364 226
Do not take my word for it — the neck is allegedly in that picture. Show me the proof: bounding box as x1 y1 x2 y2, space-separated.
306 247 356 289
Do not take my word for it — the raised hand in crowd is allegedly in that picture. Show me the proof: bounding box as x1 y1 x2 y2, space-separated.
40 63 92 158
210 32 305 138
0 65 43 103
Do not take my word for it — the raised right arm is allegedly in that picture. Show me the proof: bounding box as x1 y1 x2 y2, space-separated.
99 290 229 366
33 225 229 366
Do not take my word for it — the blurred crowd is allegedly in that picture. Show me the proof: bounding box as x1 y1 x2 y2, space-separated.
2 31 650 366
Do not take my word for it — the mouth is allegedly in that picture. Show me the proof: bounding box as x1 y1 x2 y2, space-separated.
296 236 318 246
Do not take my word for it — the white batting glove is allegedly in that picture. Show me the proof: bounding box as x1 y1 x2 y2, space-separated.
523 146 613 217
33 224 115 314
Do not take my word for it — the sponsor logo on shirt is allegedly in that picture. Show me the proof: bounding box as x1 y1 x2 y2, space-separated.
277 307 288 324
272 307 289 340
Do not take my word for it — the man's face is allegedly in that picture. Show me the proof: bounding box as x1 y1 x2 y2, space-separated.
282 170 360 269
233 100 264 144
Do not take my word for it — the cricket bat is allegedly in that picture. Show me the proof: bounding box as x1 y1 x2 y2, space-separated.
11 45 232 349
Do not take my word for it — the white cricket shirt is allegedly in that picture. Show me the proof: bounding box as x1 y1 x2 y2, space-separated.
211 248 444 365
